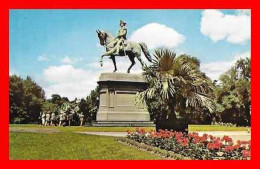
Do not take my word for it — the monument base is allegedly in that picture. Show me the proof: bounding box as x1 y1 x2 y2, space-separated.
96 73 154 126
92 121 155 127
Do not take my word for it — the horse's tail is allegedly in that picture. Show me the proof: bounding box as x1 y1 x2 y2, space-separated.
139 43 152 62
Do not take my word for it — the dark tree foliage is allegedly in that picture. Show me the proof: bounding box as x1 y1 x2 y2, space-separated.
42 99 59 114
83 87 100 123
50 94 69 106
9 75 45 123
214 57 251 126
50 94 61 104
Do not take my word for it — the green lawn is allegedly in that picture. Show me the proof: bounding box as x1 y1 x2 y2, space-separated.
9 124 155 132
10 132 163 160
10 124 249 132
9 124 249 160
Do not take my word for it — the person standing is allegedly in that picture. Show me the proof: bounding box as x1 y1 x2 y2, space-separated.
45 112 50 126
79 112 84 126
38 112 43 126
41 112 46 126
50 112 56 126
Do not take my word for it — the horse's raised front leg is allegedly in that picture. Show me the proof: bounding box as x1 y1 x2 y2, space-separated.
100 48 116 67
100 54 105 67
111 56 117 72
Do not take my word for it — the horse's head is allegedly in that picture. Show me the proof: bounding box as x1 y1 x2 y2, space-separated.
96 30 107 46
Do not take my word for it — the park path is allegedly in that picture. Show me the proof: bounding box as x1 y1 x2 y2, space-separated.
77 131 251 142
196 131 251 143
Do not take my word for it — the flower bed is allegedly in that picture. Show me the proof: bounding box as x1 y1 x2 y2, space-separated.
117 137 191 160
126 128 251 160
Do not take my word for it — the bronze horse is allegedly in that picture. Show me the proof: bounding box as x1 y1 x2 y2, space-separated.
96 30 152 73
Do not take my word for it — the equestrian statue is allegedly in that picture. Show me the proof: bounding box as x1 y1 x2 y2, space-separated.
96 20 152 73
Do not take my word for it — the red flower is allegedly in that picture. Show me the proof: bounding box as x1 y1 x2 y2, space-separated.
177 137 189 147
175 132 183 140
209 135 214 140
193 135 200 144
222 135 233 143
203 133 208 138
177 138 182 144
181 141 188 147
200 135 207 143
126 129 132 135
213 140 222 149
136 127 146 134
224 145 234 152
233 144 240 150
140 128 146 134
207 143 214 150
136 127 140 133
206 140 222 150
242 150 251 159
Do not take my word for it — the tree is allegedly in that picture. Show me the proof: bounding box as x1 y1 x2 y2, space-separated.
214 57 251 126
84 87 100 123
9 75 45 123
50 94 69 106
9 75 25 123
137 49 215 131
42 100 59 114
51 94 61 104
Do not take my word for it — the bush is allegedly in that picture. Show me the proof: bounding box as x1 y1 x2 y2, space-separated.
126 128 251 160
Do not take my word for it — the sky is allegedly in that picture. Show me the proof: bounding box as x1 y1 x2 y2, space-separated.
10 9 251 100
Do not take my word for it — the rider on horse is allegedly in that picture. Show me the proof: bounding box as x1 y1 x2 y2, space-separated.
114 20 127 55
96 20 152 73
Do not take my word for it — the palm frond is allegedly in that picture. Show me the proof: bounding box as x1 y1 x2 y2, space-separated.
186 93 215 113
137 48 216 114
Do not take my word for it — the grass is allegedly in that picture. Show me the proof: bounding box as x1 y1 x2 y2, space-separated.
10 132 163 160
188 125 249 131
10 124 249 132
9 124 249 160
9 124 155 132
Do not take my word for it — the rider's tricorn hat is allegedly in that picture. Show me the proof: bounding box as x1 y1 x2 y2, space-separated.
120 20 126 25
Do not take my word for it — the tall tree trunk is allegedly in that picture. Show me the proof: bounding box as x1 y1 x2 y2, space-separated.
155 97 188 132
245 102 251 126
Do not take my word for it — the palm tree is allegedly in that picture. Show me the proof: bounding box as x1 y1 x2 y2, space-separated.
137 49 215 131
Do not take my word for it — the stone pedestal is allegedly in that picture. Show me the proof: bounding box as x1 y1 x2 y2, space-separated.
94 73 154 127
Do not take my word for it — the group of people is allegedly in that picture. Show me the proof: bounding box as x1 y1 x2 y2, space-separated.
39 102 85 127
